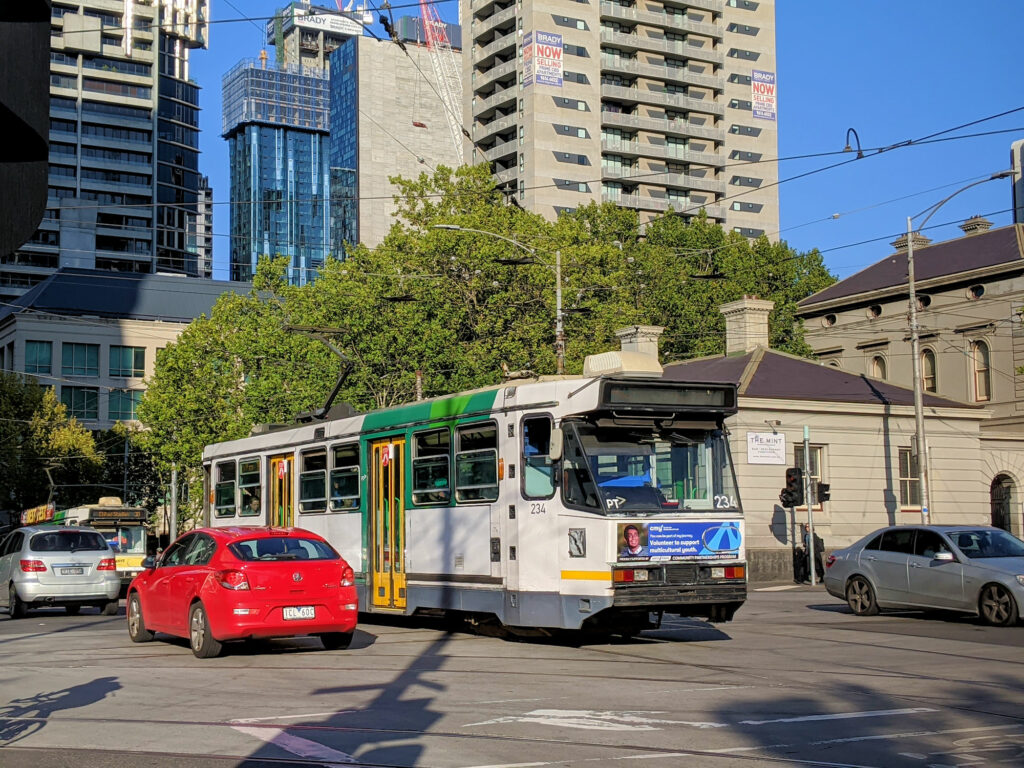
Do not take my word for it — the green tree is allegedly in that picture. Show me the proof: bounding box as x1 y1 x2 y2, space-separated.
26 388 102 508
0 372 46 510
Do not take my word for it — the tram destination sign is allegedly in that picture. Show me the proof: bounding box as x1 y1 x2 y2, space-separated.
601 382 736 411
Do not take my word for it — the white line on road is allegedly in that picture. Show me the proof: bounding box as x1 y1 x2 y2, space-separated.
232 711 353 723
231 724 359 766
740 707 937 725
754 585 801 591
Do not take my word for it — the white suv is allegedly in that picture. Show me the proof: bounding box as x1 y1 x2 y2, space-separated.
0 526 121 617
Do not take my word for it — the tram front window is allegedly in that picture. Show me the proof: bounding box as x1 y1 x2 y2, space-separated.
562 423 740 513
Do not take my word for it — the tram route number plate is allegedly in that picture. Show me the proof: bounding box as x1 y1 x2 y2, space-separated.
60 567 84 576
283 606 315 620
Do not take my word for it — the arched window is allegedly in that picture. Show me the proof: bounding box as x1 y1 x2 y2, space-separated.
921 348 937 393
870 355 886 380
973 340 991 401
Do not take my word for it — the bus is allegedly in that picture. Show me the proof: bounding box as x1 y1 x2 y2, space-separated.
201 350 746 636
59 497 150 591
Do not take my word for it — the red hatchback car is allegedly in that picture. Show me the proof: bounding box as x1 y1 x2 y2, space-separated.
126 527 358 658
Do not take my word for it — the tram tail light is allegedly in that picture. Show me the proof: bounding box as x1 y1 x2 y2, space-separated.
340 564 355 587
20 559 47 572
498 459 504 481
613 569 634 583
725 566 744 579
97 558 117 571
216 570 251 590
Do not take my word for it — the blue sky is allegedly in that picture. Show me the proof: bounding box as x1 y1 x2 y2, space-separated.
192 1 1024 281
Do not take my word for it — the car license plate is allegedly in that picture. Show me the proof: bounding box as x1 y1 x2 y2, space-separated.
283 606 315 620
60 567 84 576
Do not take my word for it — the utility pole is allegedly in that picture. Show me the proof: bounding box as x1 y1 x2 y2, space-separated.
555 249 564 375
906 219 930 525
169 464 178 547
804 426 817 587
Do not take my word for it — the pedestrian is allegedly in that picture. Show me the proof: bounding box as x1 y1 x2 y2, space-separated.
802 523 825 581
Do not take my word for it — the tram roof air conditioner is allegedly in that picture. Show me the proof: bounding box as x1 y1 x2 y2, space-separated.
583 351 663 379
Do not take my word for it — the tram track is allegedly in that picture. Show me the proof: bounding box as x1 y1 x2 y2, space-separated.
0 720 902 768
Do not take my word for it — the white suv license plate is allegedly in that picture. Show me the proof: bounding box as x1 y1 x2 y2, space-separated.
283 606 315 621
60 567 84 576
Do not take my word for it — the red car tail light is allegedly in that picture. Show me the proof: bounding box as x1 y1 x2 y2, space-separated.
217 570 251 590
20 559 47 572
97 558 117 571
826 554 836 569
340 564 355 587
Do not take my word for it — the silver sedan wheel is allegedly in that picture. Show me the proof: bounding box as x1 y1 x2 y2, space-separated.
979 584 1019 626
846 576 879 616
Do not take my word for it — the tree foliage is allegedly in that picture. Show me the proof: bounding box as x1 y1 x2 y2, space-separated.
139 164 836 506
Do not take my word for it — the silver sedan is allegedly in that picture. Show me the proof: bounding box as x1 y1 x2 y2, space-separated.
824 525 1024 626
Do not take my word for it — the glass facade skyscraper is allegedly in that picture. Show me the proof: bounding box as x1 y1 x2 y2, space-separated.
0 0 210 301
222 59 331 284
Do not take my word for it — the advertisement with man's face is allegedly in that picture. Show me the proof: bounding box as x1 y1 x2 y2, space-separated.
616 521 743 561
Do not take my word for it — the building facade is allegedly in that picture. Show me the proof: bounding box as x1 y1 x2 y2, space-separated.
797 220 1024 540
328 34 465 249
266 1 367 71
222 58 332 284
464 0 778 237
0 268 246 431
0 0 210 302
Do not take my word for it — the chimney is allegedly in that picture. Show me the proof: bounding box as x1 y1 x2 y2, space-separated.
615 325 665 358
959 215 992 236
890 232 932 252
719 296 774 354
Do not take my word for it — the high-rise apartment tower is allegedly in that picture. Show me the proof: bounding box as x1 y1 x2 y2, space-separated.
464 0 778 237
0 0 210 301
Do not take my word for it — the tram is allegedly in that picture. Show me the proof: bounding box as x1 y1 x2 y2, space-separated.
201 350 746 634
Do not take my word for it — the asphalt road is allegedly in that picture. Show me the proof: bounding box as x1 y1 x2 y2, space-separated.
1 584 1022 768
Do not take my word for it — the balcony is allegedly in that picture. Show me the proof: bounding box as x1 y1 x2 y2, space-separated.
473 4 517 39
611 192 726 220
599 29 723 65
473 83 517 120
473 57 517 92
601 139 724 168
474 30 517 67
599 3 722 38
483 138 517 163
600 84 724 117
474 112 519 142
601 111 724 142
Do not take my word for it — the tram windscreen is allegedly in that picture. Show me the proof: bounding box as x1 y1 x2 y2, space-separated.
561 423 740 514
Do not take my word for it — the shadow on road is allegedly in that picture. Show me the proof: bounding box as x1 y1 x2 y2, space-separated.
0 676 120 745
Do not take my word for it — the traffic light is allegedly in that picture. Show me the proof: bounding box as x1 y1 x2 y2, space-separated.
779 467 804 507
816 482 831 503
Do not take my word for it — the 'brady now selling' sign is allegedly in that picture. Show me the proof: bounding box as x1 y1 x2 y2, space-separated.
523 31 563 87
751 70 777 121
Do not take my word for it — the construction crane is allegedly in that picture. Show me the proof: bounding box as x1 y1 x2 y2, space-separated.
419 0 465 157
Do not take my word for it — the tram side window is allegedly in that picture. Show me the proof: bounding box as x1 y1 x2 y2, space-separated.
238 458 261 516
214 461 237 517
299 449 327 513
330 443 360 511
562 428 600 509
455 422 498 502
412 428 451 505
523 416 556 499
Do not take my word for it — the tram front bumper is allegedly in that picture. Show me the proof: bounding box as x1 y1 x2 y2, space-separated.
612 582 746 607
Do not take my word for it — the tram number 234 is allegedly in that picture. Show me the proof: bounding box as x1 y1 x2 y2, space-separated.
714 495 737 509
530 503 547 515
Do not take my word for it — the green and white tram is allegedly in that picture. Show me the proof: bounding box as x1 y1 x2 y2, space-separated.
201 351 746 634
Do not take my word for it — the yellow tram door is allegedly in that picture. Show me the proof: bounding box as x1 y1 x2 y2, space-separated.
269 455 294 527
370 439 406 610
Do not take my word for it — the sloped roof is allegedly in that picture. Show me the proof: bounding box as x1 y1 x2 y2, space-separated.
0 268 249 324
799 224 1024 310
663 347 974 409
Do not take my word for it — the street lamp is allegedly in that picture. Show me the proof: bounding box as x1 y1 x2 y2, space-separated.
433 224 566 374
905 169 1012 524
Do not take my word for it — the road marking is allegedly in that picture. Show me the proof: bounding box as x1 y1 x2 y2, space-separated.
232 723 358 765
811 723 1024 746
740 707 937 725
476 686 751 705
233 711 353 723
754 585 801 591
464 709 720 731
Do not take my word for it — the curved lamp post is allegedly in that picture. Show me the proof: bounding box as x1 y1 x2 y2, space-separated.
433 224 565 374
905 169 1012 524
